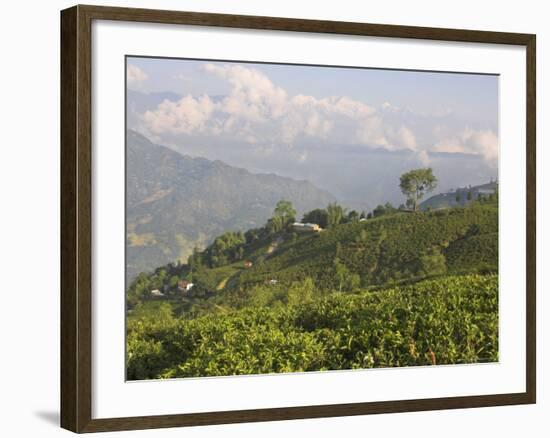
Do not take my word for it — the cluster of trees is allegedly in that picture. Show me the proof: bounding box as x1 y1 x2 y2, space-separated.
266 200 296 233
203 231 246 268
302 203 367 228
189 200 298 272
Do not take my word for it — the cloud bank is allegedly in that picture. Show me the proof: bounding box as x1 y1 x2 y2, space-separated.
138 63 498 166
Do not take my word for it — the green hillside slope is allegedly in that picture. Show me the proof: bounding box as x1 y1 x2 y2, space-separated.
126 199 498 379
197 204 498 295
126 202 497 313
126 130 335 283
127 274 498 379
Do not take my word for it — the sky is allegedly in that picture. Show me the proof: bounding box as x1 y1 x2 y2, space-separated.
126 56 499 210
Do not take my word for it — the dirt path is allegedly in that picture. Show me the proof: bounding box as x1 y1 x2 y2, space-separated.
216 276 231 291
265 235 284 256
217 236 285 290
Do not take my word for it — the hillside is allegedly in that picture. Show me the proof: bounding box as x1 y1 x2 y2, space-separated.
126 201 499 379
126 130 336 283
201 204 497 295
126 202 498 312
127 274 498 379
420 181 498 210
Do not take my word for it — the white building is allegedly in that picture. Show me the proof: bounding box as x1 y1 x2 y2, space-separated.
292 222 322 232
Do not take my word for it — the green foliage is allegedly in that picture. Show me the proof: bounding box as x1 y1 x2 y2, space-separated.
399 168 438 211
372 202 396 218
127 275 498 379
302 208 329 228
126 190 499 380
267 200 297 233
204 231 246 268
346 210 360 223
445 233 498 273
234 204 497 289
327 202 347 227
419 249 447 276
333 257 349 292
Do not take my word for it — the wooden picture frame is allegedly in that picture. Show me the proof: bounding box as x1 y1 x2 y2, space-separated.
61 4 536 433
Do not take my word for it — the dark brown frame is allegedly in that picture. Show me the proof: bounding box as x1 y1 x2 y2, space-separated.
61 4 536 433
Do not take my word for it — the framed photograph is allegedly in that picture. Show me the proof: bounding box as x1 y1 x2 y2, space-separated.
60 4 536 433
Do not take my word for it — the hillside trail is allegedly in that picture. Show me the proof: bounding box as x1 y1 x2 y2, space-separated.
216 276 231 290
266 235 284 255
216 235 285 290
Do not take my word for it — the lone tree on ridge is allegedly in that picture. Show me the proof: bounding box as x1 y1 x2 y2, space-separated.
399 168 438 211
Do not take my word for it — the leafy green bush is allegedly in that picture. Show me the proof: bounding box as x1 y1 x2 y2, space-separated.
127 274 498 379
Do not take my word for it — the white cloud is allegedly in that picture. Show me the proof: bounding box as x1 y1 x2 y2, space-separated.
127 64 148 87
142 95 217 135
416 150 431 166
433 128 498 164
396 126 418 150
139 63 497 164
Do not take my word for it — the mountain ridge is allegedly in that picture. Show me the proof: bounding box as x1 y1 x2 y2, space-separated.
126 130 336 283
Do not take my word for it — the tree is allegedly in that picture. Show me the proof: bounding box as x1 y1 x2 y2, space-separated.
302 208 329 228
455 192 461 205
269 200 296 232
206 231 246 267
419 249 446 276
467 190 473 205
373 204 386 217
287 277 315 306
327 202 346 227
274 199 296 222
346 210 360 222
399 168 438 211
169 275 179 288
333 257 349 292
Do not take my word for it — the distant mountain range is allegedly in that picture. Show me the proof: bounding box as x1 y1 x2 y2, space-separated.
126 130 336 283
420 181 498 210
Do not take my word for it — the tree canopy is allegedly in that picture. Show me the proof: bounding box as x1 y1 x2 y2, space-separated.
326 202 347 227
267 200 296 232
399 168 438 211
302 208 329 228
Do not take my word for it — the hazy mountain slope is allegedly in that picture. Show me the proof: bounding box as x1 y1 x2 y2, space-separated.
420 181 498 210
126 130 336 282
